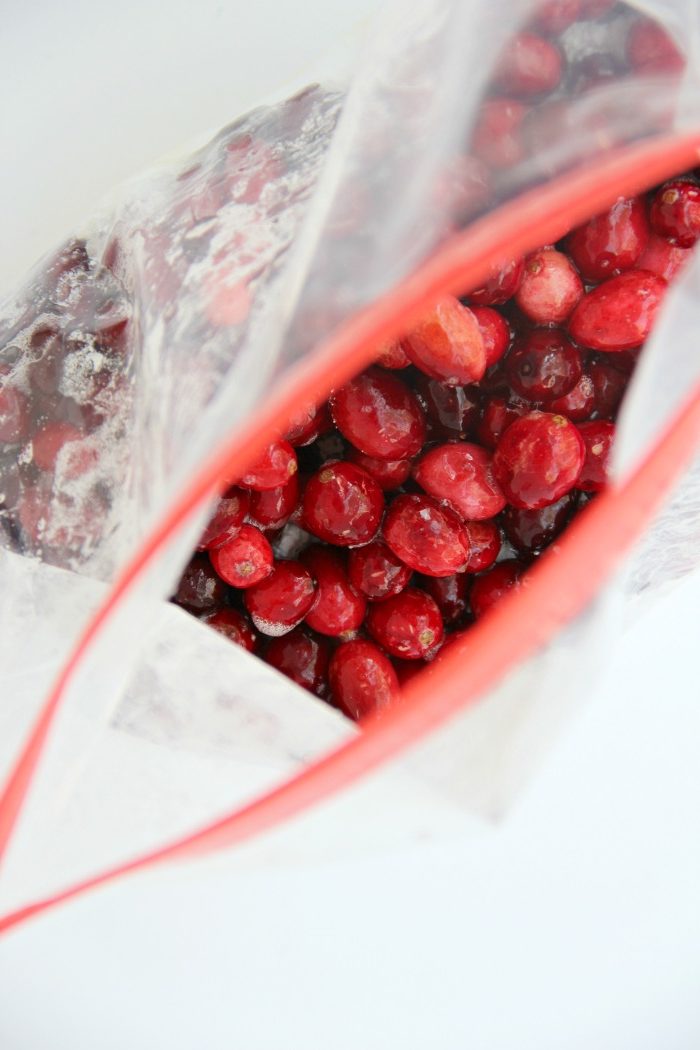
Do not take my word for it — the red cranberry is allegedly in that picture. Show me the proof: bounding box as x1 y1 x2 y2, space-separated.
507 329 582 401
493 32 563 99
566 197 650 282
413 441 506 520
477 395 531 450
347 540 412 602
198 487 249 550
248 472 299 530
0 378 30 443
346 448 412 491
284 403 332 447
412 373 481 440
366 587 444 660
383 493 471 577
637 233 693 282
244 559 317 635
202 607 258 652
568 271 667 351
376 342 410 369
549 373 595 421
300 545 367 637
266 627 330 697
468 258 524 306
650 180 700 248
533 0 581 34
464 519 501 572
31 422 98 478
328 639 399 720
303 461 384 547
577 420 615 491
210 524 274 588
472 99 528 170
401 297 487 386
514 249 583 325
330 366 425 459
626 19 685 74
493 411 585 509
471 306 511 367
470 561 524 619
238 440 297 490
419 573 469 626
501 493 574 554
174 555 227 610
588 359 628 419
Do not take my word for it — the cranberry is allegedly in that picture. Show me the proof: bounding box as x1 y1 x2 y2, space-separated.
566 197 650 282
650 180 700 248
493 411 585 509
31 422 98 478
303 461 384 547
328 639 399 720
198 487 249 550
366 587 444 660
577 420 615 491
201 607 258 652
514 249 583 325
471 306 511 367
347 539 412 602
248 472 299 530
329 366 425 459
0 379 30 443
501 493 574 554
507 329 582 401
419 573 469 626
284 403 332 447
376 342 410 369
533 0 581 34
467 258 524 306
568 270 667 351
244 559 317 635
209 525 273 588
401 297 487 386
238 440 297 490
300 545 366 637
174 555 227 610
472 99 528 170
393 659 426 687
412 373 481 440
346 448 412 491
464 519 501 572
266 627 330 697
493 32 563 99
626 19 684 74
413 441 506 520
637 233 693 282
549 372 596 421
588 359 628 419
383 493 471 577
470 561 524 619
477 395 531 449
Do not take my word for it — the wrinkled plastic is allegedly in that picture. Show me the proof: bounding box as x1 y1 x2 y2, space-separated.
2 0 700 918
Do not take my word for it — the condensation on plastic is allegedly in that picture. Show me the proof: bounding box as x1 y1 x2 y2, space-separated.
2 0 700 913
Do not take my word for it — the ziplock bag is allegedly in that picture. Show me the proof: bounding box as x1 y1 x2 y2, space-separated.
2 0 700 930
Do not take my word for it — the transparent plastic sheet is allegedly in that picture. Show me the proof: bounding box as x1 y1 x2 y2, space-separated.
2 0 700 918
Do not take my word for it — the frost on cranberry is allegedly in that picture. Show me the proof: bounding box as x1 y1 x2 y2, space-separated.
412 442 506 521
244 559 317 636
401 297 487 386
383 494 471 577
330 366 425 460
577 420 615 491
210 524 273 588
650 180 700 248
329 639 399 721
0 377 30 444
201 607 258 652
347 540 412 602
470 561 524 620
266 627 330 697
568 271 667 351
303 461 384 547
566 197 649 282
366 587 444 660
301 545 366 637
493 411 585 509
515 249 583 325
506 329 582 402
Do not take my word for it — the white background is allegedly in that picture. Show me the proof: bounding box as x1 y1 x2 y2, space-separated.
2 2 700 1047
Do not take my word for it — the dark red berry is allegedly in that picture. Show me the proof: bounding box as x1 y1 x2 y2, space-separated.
493 411 585 509
401 297 487 386
174 555 227 611
533 0 581 34
300 545 367 637
412 441 506 520
637 233 693 282
328 639 399 721
244 559 317 635
626 19 684 74
419 573 469 626
284 403 332 447
506 328 582 401
238 440 297 490
476 395 530 450
347 540 412 602
248 472 299 530
266 627 330 697
473 100 528 171
198 487 249 550
471 306 511 367
576 420 615 491
470 561 524 619
650 180 700 248
468 257 524 305
376 342 410 369
393 659 426 688
346 448 412 491
566 196 649 282
330 366 425 460
568 270 667 351
413 373 481 440
501 493 575 554
464 519 501 572
210 524 274 588
588 359 628 419
549 372 596 421
383 493 471 577
366 587 444 660
303 461 384 547
202 607 258 652
493 32 563 99
515 249 583 324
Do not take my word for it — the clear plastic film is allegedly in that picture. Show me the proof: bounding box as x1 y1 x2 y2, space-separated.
2 0 700 916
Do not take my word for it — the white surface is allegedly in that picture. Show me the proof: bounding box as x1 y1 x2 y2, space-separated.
2 1 700 1047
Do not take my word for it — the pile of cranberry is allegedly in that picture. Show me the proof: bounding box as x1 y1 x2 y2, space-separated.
172 169 699 721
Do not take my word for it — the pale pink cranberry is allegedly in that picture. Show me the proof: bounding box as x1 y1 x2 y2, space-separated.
401 297 487 386
493 411 585 509
568 271 667 351
493 32 563 99
577 420 615 491
515 249 583 324
31 422 98 478
412 442 506 520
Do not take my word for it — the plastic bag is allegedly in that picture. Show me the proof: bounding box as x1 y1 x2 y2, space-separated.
2 0 700 928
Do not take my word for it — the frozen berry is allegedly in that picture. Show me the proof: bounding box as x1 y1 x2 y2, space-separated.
413 373 481 440
328 639 399 720
515 249 583 324
637 233 693 282
412 441 506 520
248 472 299 530
202 607 258 652
470 306 511 367
588 359 628 419
468 258 524 305
284 403 332 447
174 555 226 611
568 270 667 351
330 366 425 460
366 587 444 660
506 329 582 401
476 395 531 449
565 196 649 282
383 493 471 577
493 411 585 509
401 297 487 386
238 440 297 490
346 448 412 490
650 179 700 248
549 372 596 421
501 493 575 554
244 559 317 636
210 524 274 588
266 627 330 697
347 539 412 602
473 99 528 170
493 32 563 98
577 420 615 491
301 545 367 637
198 487 249 550
303 461 384 547
627 19 684 74
464 519 502 572
470 560 524 619
419 573 469 626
